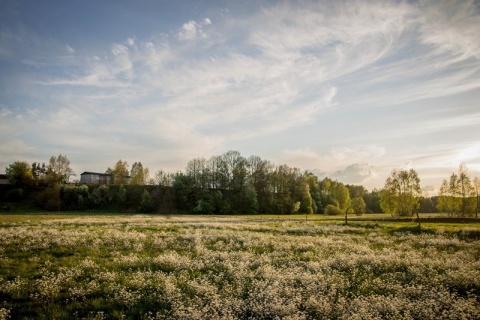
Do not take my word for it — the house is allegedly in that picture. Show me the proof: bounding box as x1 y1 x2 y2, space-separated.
80 172 112 185
80 172 131 185
0 174 9 185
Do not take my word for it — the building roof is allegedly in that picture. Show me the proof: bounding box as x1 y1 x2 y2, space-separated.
80 171 112 177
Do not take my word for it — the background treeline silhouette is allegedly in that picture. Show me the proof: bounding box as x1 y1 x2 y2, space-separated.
1 151 441 214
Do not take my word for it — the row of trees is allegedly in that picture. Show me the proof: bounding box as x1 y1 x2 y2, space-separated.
171 150 371 215
437 164 480 218
378 164 479 218
5 154 74 187
3 152 478 217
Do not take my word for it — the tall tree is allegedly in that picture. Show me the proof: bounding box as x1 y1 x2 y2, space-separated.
380 169 421 216
31 162 47 184
458 163 475 217
437 174 461 217
351 196 367 215
248 156 274 213
5 161 35 187
379 188 397 215
473 176 480 219
154 169 175 187
130 162 149 185
186 157 207 188
107 160 129 185
437 164 476 217
46 154 75 185
330 181 351 211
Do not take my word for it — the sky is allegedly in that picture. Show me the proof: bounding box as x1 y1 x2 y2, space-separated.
1 0 479 194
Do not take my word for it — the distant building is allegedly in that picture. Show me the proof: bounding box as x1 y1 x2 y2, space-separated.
80 172 112 185
79 172 131 185
0 174 9 185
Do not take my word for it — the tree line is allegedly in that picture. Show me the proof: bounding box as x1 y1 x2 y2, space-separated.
2 152 479 217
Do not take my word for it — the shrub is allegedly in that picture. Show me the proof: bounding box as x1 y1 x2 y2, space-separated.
138 189 154 213
89 185 111 209
60 185 89 211
324 204 343 215
37 187 61 211
4 188 24 202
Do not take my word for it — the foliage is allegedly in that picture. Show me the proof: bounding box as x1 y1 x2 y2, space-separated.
138 189 154 213
324 204 343 215
46 154 75 185
37 187 61 211
130 162 150 185
60 185 89 210
5 161 34 187
3 188 25 202
351 196 367 215
437 164 476 217
107 160 129 185
89 185 111 209
380 169 421 216
330 181 351 211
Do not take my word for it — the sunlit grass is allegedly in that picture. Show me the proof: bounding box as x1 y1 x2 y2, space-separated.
0 214 479 319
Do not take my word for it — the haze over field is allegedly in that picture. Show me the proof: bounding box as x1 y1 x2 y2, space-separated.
1 0 479 193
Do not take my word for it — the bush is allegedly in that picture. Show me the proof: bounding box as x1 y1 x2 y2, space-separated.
89 185 111 209
37 187 61 211
324 204 344 215
60 185 89 210
4 188 24 202
138 189 154 213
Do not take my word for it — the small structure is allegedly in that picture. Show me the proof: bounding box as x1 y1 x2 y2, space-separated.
80 172 131 185
80 172 112 185
0 174 9 185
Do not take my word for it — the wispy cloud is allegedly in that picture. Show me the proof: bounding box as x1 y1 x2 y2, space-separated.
2 0 479 188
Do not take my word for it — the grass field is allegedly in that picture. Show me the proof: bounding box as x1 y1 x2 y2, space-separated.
0 214 479 319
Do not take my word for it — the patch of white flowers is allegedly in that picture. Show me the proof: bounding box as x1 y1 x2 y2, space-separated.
0 216 479 319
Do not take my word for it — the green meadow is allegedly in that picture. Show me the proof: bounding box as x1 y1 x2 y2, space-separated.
0 214 479 319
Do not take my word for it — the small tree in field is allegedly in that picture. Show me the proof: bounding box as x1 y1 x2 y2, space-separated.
351 197 366 216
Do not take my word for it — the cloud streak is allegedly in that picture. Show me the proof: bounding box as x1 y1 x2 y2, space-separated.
1 0 480 189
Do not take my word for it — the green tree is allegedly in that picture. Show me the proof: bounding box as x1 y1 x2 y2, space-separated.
437 175 461 217
351 196 366 215
5 161 35 187
346 184 368 199
295 179 313 214
304 172 321 213
438 164 476 217
380 188 397 215
364 188 382 213
107 160 129 185
380 169 421 216
330 181 351 211
248 156 274 213
138 189 154 213
473 176 479 219
46 154 75 185
130 162 149 185
458 163 475 217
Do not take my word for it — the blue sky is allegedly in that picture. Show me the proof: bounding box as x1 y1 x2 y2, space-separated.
1 0 479 193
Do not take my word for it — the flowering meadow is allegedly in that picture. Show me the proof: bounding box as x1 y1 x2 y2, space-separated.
0 215 479 319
